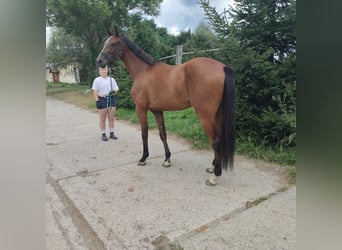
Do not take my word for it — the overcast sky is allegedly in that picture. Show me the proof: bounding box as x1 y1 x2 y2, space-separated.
155 0 233 35
46 0 234 44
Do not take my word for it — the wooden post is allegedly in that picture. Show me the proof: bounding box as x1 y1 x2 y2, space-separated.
176 45 183 64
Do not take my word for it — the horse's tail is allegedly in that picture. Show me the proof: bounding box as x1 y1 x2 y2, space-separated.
218 66 236 170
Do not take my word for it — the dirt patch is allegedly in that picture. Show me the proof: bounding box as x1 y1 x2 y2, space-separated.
152 235 184 250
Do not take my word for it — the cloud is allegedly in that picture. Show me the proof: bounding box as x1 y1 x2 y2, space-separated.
181 0 199 7
156 0 233 35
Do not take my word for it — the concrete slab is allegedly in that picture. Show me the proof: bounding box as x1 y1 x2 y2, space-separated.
58 153 288 249
179 186 296 249
46 98 295 249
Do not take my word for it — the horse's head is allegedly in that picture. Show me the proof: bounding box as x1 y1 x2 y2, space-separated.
96 27 123 67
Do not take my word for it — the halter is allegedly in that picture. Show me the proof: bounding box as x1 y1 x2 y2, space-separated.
101 38 123 63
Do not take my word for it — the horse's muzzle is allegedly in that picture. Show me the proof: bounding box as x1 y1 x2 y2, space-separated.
96 53 108 68
96 58 105 68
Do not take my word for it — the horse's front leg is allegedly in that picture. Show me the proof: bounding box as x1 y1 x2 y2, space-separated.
153 111 171 167
137 107 149 166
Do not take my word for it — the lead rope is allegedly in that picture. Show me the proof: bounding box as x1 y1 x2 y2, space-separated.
108 67 113 111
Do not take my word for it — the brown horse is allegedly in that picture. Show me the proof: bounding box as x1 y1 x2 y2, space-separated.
96 28 236 186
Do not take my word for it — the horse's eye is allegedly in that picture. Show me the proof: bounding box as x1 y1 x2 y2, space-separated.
111 42 118 48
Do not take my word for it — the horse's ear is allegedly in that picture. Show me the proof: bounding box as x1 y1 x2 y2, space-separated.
107 28 113 36
114 26 121 37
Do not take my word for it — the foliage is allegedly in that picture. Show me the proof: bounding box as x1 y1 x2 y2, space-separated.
181 21 222 61
46 27 85 67
127 19 169 59
46 27 90 82
46 0 162 83
109 62 135 109
230 0 296 59
199 0 296 151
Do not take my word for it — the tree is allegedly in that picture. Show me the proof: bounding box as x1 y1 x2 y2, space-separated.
126 18 165 59
182 21 221 61
46 0 162 82
199 0 296 148
229 0 296 61
46 27 85 68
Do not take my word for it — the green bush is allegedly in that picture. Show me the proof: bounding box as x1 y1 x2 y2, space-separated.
110 62 135 109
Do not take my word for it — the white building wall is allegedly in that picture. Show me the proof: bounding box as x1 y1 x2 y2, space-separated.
46 69 53 82
59 65 79 83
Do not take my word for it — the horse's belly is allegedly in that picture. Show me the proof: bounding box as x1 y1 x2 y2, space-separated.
148 98 191 111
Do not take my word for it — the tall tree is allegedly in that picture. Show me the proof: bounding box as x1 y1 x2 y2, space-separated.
180 21 221 62
46 0 162 81
229 0 296 61
46 27 85 68
199 0 296 148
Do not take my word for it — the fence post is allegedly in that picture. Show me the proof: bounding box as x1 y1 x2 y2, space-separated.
176 45 183 64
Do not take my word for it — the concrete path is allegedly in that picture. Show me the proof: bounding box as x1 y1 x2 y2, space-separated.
46 98 296 250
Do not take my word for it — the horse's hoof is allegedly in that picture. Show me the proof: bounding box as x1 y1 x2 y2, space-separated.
206 167 214 173
137 161 146 166
205 174 218 186
205 179 216 186
162 161 171 167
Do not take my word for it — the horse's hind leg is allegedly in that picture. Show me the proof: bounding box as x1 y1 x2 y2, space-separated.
205 137 222 186
153 111 171 167
206 128 221 174
195 111 221 185
206 159 215 173
136 107 149 165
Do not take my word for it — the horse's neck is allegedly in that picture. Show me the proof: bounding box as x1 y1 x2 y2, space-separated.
121 46 149 80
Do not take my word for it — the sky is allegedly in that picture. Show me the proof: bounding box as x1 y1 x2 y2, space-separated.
46 0 234 44
154 0 233 35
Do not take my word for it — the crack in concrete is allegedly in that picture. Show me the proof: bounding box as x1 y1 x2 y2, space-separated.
167 186 291 248
46 172 107 250
51 210 74 248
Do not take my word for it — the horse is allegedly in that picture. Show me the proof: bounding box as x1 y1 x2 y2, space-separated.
96 28 236 186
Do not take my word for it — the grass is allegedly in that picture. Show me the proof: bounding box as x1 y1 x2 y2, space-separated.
46 82 96 110
117 108 211 149
236 136 296 183
46 81 296 183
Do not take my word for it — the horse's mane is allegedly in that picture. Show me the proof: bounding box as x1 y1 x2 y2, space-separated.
122 36 156 65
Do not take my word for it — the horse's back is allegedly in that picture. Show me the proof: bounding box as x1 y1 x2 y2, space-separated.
184 57 226 93
185 57 226 76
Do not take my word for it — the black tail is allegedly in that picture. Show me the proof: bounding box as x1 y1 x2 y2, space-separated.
218 66 236 170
